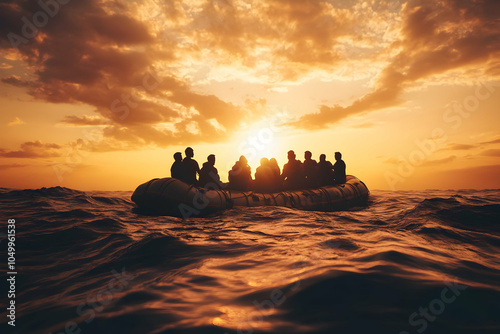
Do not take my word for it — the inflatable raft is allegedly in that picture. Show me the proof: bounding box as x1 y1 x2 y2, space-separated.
131 175 369 217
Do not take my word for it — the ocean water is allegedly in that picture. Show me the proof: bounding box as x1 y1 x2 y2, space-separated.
1 187 500 334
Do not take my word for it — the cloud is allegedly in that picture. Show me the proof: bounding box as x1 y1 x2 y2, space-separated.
0 0 270 150
384 157 400 165
384 154 457 167
1 0 499 148
0 141 62 158
293 78 403 129
480 149 500 157
7 117 25 126
292 0 500 129
0 163 29 170
480 138 500 146
0 62 12 69
439 137 500 153
430 164 500 189
267 87 289 93
421 155 457 167
440 143 477 151
350 121 379 129
59 115 109 126
1 75 33 87
184 0 396 82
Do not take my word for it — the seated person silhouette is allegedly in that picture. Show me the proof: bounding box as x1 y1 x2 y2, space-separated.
228 155 252 190
333 152 346 184
170 152 184 180
254 158 275 193
282 150 305 190
269 158 280 176
303 151 317 188
316 154 334 186
268 158 282 192
199 154 222 188
180 147 200 185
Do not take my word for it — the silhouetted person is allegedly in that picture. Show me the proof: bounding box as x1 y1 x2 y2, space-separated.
170 152 184 180
255 158 275 193
316 154 334 186
269 158 280 176
282 150 304 190
199 154 222 187
269 158 282 191
332 152 346 184
181 147 200 185
303 151 317 188
228 155 252 190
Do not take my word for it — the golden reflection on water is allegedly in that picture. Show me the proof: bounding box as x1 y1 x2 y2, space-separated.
212 305 278 332
137 198 500 332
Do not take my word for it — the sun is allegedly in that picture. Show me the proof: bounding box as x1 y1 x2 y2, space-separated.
232 123 281 168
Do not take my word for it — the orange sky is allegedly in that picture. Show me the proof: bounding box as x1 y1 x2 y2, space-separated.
1 0 499 191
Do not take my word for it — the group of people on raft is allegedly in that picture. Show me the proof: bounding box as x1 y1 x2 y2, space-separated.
170 147 346 193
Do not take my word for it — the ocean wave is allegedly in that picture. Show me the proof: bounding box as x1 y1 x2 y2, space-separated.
2 188 499 333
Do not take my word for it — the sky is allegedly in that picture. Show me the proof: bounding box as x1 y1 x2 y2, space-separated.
0 0 499 191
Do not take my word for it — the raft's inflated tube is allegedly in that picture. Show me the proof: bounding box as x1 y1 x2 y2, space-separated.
131 175 369 217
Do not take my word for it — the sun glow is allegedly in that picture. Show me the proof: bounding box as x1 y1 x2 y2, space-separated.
232 125 280 168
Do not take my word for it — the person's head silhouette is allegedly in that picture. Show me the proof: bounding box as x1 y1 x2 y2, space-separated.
304 151 312 160
287 150 295 161
185 147 194 158
319 154 326 162
239 155 248 165
260 157 269 166
173 152 182 162
335 152 342 161
207 154 216 165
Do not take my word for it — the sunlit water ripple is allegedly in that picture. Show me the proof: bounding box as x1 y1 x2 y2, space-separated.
1 187 499 333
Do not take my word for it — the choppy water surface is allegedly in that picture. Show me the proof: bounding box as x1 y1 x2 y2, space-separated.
1 187 499 333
